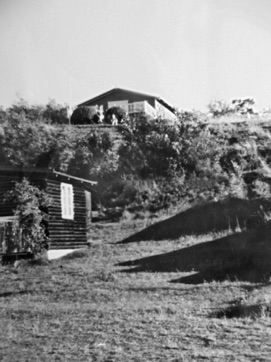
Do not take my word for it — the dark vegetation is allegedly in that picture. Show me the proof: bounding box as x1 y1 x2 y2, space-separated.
70 105 127 125
207 98 256 118
105 106 126 123
0 97 69 125
70 106 100 125
3 97 271 277
1 98 271 218
4 178 51 255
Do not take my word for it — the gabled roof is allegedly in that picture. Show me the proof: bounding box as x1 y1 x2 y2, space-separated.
78 87 176 114
53 170 97 186
0 165 97 189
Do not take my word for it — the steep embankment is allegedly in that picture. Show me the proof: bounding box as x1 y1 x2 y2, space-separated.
209 119 271 182
70 124 125 153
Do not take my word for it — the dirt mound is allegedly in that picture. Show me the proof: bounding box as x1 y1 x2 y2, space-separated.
119 198 271 243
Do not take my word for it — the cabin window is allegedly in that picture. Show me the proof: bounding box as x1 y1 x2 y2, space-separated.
61 183 74 220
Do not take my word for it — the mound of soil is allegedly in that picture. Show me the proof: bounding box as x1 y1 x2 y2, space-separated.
119 198 271 243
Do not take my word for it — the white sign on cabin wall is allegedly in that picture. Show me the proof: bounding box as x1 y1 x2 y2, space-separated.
61 183 74 220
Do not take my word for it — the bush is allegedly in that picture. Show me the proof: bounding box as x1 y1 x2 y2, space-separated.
231 98 255 116
207 99 233 118
66 130 115 179
43 99 69 124
207 98 256 118
2 99 270 216
0 115 56 167
70 106 98 125
5 98 68 124
5 178 51 255
0 113 116 181
105 107 126 124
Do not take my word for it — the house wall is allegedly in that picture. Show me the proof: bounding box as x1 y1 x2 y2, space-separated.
155 100 177 121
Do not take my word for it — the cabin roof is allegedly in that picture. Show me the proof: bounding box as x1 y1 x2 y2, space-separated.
0 165 97 189
52 170 97 186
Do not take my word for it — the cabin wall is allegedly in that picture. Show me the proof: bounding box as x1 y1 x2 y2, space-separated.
46 179 88 250
0 170 89 251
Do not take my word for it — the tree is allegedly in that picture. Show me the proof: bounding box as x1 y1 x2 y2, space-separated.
43 99 69 124
231 98 255 115
207 98 256 118
5 97 69 124
7 98 44 122
207 99 233 118
67 130 114 179
0 115 56 167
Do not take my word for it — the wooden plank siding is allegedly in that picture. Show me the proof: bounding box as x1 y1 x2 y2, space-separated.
0 167 93 251
46 180 87 249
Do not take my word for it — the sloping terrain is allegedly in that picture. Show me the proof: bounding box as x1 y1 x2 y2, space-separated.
70 124 125 153
119 198 271 243
1 218 271 361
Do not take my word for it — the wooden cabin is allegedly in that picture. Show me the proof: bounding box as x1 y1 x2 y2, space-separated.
0 166 96 256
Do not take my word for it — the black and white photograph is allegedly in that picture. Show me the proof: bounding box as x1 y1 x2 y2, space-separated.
1 0 271 360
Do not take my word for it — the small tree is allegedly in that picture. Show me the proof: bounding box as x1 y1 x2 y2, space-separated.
207 99 233 118
0 116 56 167
43 99 69 124
70 106 98 125
231 98 255 115
5 178 51 255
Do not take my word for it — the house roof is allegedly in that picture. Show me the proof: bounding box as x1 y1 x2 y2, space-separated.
78 87 176 114
0 165 97 189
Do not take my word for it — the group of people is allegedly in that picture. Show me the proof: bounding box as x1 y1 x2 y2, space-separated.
95 105 119 125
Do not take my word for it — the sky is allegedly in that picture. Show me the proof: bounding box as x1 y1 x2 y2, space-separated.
1 0 271 111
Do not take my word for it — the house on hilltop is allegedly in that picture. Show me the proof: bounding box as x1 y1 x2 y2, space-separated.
0 166 96 260
77 87 177 121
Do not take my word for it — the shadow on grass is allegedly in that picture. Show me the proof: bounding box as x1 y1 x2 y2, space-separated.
118 227 271 284
0 290 33 298
118 198 271 244
211 303 271 319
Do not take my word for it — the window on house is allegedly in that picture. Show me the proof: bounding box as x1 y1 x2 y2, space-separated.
61 183 74 220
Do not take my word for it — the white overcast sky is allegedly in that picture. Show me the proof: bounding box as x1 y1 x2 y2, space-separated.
1 0 271 111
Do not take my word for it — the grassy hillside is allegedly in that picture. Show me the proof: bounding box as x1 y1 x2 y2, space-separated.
2 110 271 216
1 219 271 361
2 112 271 360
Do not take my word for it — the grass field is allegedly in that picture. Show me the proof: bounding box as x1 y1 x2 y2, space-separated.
1 218 271 361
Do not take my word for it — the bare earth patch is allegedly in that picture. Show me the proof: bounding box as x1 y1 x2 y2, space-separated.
0 220 271 361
